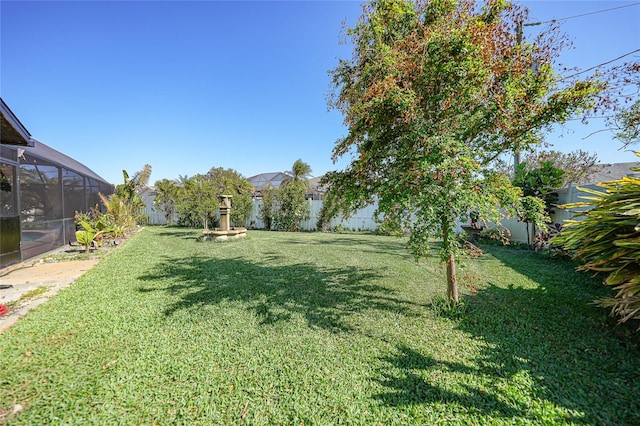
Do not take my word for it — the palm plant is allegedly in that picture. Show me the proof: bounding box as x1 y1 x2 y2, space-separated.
152 179 178 225
74 217 113 254
553 156 640 326
98 193 138 237
289 159 312 188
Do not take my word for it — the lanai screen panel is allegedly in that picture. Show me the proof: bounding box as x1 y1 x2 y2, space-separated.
0 141 114 265
0 161 20 265
20 152 64 259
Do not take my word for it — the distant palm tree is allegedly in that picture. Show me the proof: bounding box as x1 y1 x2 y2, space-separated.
152 179 178 225
288 159 312 188
175 174 191 187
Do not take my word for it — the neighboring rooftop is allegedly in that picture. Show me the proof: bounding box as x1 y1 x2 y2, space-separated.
247 172 290 192
247 172 327 199
587 161 640 183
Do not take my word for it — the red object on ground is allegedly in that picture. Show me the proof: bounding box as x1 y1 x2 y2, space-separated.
0 305 8 316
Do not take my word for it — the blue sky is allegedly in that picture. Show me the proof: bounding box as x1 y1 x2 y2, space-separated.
1 1 639 185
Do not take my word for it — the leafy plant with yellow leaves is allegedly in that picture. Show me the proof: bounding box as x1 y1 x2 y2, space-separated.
553 154 640 326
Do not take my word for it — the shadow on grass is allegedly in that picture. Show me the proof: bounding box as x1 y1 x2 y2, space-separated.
137 255 424 333
375 345 530 419
153 227 201 241
374 246 640 424
276 233 410 257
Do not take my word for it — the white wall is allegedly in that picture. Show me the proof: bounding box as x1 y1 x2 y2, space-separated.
482 184 601 244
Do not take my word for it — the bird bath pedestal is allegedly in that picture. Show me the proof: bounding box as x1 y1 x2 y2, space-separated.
203 195 247 241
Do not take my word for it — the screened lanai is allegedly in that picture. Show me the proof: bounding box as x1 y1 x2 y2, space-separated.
247 172 290 195
247 172 326 200
1 99 113 268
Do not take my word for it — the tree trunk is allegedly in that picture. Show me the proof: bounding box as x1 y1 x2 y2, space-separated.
441 218 459 303
446 253 459 303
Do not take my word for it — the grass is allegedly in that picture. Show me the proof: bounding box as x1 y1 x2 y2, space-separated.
0 227 638 424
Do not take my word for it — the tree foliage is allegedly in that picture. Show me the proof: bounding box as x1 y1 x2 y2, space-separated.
274 180 310 231
115 164 152 210
615 98 640 147
324 0 602 302
98 164 152 233
205 167 254 227
552 156 640 326
593 61 640 149
499 149 599 186
258 184 277 230
514 160 564 205
152 178 179 225
513 161 564 248
172 168 254 230
289 159 312 185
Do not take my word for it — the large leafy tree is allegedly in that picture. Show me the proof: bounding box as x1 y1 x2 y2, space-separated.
205 167 254 227
173 168 254 230
325 0 601 302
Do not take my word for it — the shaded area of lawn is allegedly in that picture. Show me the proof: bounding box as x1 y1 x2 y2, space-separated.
136 254 424 333
1 229 639 424
373 245 640 424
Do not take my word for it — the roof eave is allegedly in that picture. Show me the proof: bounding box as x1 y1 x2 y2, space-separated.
1 98 34 147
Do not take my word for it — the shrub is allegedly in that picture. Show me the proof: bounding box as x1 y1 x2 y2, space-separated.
259 185 276 230
431 294 467 320
274 180 310 231
73 209 114 253
98 193 139 237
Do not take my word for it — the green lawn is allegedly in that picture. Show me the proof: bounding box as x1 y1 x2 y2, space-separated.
1 228 638 424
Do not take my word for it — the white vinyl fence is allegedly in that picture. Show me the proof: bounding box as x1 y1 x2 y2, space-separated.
143 184 599 243
248 199 379 231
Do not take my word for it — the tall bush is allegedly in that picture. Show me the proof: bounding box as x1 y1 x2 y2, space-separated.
152 179 179 225
258 185 276 230
274 180 310 231
513 161 564 249
552 157 640 326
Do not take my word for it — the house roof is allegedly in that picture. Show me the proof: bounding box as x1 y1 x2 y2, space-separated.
1 98 34 146
22 138 111 184
587 162 640 183
247 171 329 194
247 172 291 191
